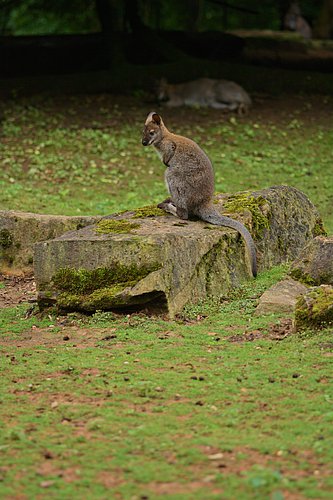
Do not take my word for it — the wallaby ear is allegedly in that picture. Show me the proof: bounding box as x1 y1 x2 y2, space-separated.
145 111 162 126
152 113 161 125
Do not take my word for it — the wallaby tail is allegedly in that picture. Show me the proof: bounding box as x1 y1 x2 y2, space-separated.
200 211 257 277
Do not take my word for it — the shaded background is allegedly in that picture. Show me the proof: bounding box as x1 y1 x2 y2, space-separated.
0 0 332 96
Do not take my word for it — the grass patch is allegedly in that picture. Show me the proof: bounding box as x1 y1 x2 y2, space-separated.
0 92 332 233
0 265 333 498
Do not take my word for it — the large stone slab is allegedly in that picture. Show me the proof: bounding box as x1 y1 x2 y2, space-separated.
0 211 100 271
34 186 325 317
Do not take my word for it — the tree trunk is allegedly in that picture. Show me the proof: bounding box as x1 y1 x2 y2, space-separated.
313 0 333 39
95 0 125 65
186 0 204 32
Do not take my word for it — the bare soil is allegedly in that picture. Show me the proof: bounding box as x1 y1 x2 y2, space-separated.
0 273 36 308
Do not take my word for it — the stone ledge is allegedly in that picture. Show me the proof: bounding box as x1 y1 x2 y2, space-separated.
0 211 101 271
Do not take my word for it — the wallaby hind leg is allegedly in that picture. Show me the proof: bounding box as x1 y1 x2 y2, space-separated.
237 103 248 116
157 200 188 220
210 101 232 111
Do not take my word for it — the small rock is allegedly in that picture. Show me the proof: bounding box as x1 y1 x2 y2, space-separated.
195 400 204 406
256 278 308 315
40 481 54 488
208 453 224 460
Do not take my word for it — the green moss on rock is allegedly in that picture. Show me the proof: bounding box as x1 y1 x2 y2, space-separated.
0 229 13 248
295 285 333 329
223 193 270 234
52 263 160 294
312 217 327 237
52 263 161 312
57 284 132 312
290 267 316 286
95 219 140 234
131 205 165 218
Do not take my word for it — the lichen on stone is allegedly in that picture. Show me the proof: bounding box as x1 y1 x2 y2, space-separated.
95 219 140 234
223 193 271 234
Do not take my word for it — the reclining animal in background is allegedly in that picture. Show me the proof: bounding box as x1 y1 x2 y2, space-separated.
157 77 252 115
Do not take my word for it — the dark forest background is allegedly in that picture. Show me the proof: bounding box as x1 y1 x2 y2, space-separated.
1 0 330 37
0 0 333 94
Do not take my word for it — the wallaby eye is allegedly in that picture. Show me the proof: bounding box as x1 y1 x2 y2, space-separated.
149 131 155 136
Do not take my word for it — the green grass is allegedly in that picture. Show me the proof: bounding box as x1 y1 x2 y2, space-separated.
0 94 332 233
1 266 333 498
1 84 333 498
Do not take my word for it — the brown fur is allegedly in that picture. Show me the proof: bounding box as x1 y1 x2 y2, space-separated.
157 78 252 115
142 112 257 277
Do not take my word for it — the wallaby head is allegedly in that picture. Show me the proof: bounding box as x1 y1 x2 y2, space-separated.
142 112 164 146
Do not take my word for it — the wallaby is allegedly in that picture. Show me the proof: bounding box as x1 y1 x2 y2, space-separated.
142 111 257 277
157 77 252 115
284 1 312 39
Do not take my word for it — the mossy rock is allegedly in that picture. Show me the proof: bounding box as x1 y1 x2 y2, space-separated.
223 192 271 235
295 285 333 330
0 211 100 271
130 205 165 219
57 284 135 312
290 236 333 286
50 263 161 312
34 186 326 316
52 264 159 294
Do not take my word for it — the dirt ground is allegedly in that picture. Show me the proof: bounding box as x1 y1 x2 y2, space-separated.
51 93 332 130
2 92 332 131
0 273 36 308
